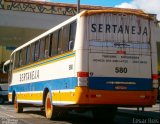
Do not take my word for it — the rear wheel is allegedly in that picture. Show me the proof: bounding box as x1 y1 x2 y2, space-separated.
14 95 23 113
45 92 58 120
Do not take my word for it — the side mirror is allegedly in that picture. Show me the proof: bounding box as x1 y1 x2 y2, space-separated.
3 65 8 74
3 60 10 74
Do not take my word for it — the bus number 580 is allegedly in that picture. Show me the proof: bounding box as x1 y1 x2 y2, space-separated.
115 67 127 73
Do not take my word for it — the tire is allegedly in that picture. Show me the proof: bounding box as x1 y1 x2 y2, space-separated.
14 95 23 113
57 109 69 119
45 92 58 120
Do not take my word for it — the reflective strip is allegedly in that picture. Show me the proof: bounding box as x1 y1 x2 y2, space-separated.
52 89 75 93
52 101 75 105
17 100 42 104
16 91 43 94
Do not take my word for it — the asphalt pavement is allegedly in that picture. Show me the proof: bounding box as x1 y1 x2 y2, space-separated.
118 102 160 123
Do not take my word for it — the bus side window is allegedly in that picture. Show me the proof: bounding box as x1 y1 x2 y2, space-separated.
58 29 63 54
30 43 35 63
11 53 15 70
34 41 40 61
22 47 27 66
69 21 77 50
58 25 70 54
62 25 70 52
44 36 50 58
15 51 19 69
39 39 45 60
26 45 31 64
19 50 22 67
50 31 58 56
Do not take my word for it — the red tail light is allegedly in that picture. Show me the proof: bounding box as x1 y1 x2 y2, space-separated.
77 72 89 77
77 72 89 86
152 74 159 89
152 74 158 80
116 50 126 54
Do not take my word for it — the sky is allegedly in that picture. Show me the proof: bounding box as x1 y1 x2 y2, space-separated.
37 0 160 20
51 0 132 7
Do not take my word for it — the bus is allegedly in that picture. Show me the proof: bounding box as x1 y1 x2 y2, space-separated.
0 60 10 104
8 8 158 120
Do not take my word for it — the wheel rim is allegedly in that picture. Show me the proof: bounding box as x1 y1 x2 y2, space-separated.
46 97 51 114
14 97 18 110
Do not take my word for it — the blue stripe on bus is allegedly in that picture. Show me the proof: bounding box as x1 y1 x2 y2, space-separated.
8 77 152 93
8 77 78 93
88 77 152 90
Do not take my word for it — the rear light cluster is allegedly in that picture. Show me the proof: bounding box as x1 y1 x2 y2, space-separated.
116 50 126 54
77 72 89 86
152 74 159 89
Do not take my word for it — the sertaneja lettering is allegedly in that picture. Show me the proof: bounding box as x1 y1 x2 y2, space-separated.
19 70 39 82
91 24 148 36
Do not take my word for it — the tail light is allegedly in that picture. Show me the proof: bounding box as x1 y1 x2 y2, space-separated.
152 74 159 89
116 50 126 54
77 72 89 86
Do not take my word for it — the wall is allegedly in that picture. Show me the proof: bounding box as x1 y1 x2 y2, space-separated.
0 45 13 63
0 0 77 16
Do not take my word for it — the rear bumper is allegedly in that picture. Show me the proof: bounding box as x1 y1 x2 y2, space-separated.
74 87 158 107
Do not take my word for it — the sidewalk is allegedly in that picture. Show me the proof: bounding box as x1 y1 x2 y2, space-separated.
118 103 160 119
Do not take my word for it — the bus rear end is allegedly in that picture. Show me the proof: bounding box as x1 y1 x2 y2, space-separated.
76 9 158 107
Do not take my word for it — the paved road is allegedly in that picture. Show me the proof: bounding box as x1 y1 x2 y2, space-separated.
0 103 159 124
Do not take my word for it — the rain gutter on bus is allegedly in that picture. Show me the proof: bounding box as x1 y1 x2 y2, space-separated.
80 9 154 20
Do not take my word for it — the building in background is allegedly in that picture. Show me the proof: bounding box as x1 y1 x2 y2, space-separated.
0 0 112 69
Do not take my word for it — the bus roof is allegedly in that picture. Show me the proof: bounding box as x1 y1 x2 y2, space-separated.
80 8 154 20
